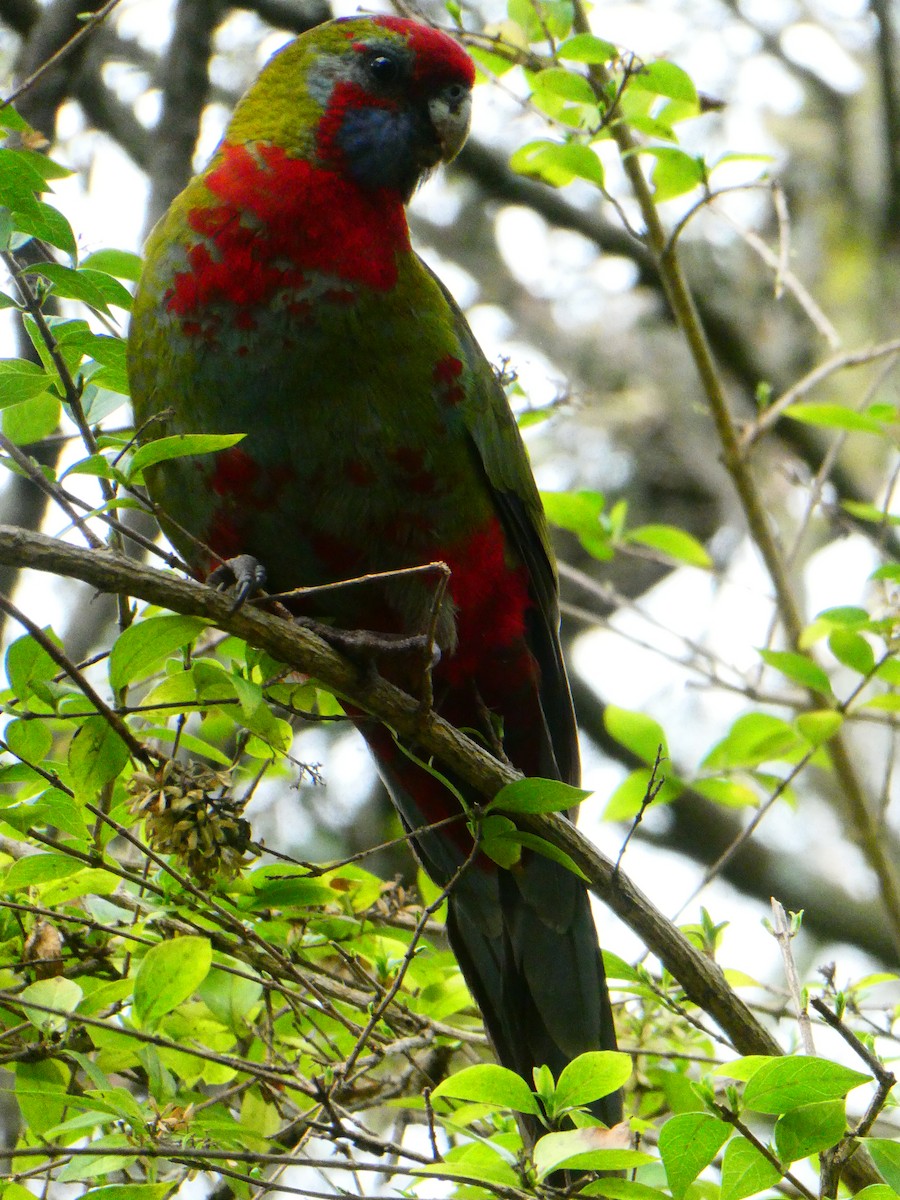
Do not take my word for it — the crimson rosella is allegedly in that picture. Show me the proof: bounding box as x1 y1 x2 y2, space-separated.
128 14 621 1135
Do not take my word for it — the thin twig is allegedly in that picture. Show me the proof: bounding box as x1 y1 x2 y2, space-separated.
768 899 815 1054
1 0 122 110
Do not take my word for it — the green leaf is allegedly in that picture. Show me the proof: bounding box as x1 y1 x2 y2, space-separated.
554 1051 632 1111
83 334 130 394
68 715 129 800
44 867 119 907
21 977 83 1032
133 936 213 1030
109 614 210 689
249 873 336 910
493 828 589 879
127 432 245 482
2 1184 45 1200
0 148 57 210
507 0 542 39
478 813 523 868
627 114 678 141
488 776 589 815
795 710 843 747
0 106 28 132
774 1099 846 1163
604 768 682 819
702 713 805 770
785 403 885 434
10 147 72 182
12 201 76 258
79 1186 173 1200
851 1188 900 1200
626 523 711 567
840 500 900 525
61 452 122 482
197 962 263 1031
533 67 596 105
15 1058 70 1135
4 852 84 890
432 1063 541 1114
469 41 518 79
55 1137 138 1182
534 1129 653 1180
801 600 873 648
557 33 617 62
693 777 759 808
874 657 900 685
3 715 52 762
581 1182 670 1200
710 151 774 173
630 59 698 104
0 358 51 406
758 649 832 694
870 564 900 582
142 723 231 765
542 488 612 558
643 147 705 201
659 1112 732 1199
742 1056 869 1114
510 140 604 188
80 248 143 281
862 1143 900 1193
420 1142 520 1187
3 390 60 444
604 705 668 763
713 1056 772 1082
24 262 128 314
814 606 871 629
720 1135 783 1200
544 0 574 39
828 630 876 675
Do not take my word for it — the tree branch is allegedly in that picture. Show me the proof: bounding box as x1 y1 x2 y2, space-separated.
0 525 779 1055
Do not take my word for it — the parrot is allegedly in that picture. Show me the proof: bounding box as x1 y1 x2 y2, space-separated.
127 14 621 1137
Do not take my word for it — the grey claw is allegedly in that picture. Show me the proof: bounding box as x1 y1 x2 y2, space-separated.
208 555 267 610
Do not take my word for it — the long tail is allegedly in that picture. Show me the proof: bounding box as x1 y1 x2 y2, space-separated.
363 726 621 1142
447 848 621 1139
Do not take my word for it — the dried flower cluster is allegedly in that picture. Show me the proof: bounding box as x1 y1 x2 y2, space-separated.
129 760 256 885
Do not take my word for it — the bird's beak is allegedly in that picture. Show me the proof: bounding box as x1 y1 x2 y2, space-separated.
428 85 472 163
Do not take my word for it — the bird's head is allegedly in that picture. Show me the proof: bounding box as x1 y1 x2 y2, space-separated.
228 16 474 202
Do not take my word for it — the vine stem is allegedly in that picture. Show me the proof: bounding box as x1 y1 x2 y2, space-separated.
571 0 900 953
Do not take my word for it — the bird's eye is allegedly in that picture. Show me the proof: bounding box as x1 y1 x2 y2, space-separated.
369 54 400 84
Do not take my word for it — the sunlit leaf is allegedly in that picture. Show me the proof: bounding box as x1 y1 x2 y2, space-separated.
133 936 213 1030
659 1112 731 1198
626 523 712 567
743 1056 869 1114
488 776 590 814
774 1100 846 1163
127 433 245 481
432 1063 541 1114
720 1135 783 1200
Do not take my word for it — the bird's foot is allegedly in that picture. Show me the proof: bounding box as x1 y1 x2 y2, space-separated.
313 625 438 668
207 555 268 611
293 621 438 694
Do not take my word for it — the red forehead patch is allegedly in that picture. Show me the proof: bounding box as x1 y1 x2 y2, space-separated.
371 15 475 86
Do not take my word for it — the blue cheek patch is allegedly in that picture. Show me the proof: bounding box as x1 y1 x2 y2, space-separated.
337 106 418 191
